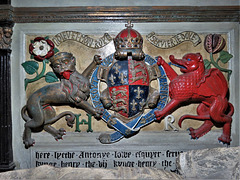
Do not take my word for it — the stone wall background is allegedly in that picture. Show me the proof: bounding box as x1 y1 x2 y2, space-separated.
0 146 238 179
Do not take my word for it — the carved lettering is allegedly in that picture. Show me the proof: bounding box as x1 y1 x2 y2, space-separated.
33 149 184 172
52 31 112 49
146 31 201 49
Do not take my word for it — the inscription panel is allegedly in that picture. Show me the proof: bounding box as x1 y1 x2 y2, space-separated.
33 149 182 172
30 131 223 172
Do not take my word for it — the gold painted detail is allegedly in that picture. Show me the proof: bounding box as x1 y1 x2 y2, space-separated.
130 99 137 111
134 87 144 99
108 118 117 126
140 117 146 124
111 87 128 113
146 31 201 49
52 31 112 49
129 60 147 84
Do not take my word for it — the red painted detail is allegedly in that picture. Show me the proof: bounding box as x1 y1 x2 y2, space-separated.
128 58 149 86
119 29 129 39
42 104 54 111
154 53 234 144
118 28 139 39
109 85 129 118
61 71 72 80
129 29 138 38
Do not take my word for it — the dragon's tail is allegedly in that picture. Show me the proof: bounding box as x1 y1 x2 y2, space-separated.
227 102 234 117
178 102 234 128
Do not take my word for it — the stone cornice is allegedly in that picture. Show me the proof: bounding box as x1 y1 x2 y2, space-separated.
0 6 239 23
11 6 240 23
0 5 13 23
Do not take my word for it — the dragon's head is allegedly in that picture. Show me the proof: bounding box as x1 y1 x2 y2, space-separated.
169 53 204 73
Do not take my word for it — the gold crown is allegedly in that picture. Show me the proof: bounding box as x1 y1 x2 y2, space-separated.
114 21 143 50
50 52 73 64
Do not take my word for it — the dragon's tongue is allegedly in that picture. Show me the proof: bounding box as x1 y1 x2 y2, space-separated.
62 71 71 80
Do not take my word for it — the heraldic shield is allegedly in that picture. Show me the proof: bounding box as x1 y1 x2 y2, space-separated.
90 22 168 144
107 57 149 119
90 54 168 144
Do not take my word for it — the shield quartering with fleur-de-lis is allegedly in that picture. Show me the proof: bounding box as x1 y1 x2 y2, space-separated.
107 57 150 120
90 22 168 144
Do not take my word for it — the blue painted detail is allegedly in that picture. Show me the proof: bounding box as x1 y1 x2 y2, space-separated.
107 60 129 87
90 54 169 142
168 62 185 69
102 54 114 66
129 85 149 117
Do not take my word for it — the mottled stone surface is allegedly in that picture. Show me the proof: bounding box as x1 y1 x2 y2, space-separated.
176 146 239 180
0 165 182 179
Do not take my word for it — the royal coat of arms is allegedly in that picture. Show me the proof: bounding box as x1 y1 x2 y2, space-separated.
21 22 234 148
90 22 168 143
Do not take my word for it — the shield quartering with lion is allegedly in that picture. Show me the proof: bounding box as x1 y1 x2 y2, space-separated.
90 22 168 143
107 57 150 120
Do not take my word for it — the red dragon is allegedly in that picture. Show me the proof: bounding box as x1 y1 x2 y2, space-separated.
154 53 234 145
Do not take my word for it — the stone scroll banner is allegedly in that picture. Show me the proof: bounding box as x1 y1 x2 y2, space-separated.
146 31 201 49
51 31 112 49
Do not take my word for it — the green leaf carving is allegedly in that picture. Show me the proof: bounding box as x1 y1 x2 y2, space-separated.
219 50 233 64
53 48 59 54
21 61 39 75
203 59 211 69
45 72 59 83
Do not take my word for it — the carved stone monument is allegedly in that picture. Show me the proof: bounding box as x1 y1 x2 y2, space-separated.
0 1 239 176
14 20 238 173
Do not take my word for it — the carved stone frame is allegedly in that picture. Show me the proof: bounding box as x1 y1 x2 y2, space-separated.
11 22 239 169
0 0 239 171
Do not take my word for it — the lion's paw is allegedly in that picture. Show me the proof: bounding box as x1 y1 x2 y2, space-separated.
54 128 66 141
23 138 35 149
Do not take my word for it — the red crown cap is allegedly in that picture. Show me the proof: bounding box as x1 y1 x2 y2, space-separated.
114 21 143 50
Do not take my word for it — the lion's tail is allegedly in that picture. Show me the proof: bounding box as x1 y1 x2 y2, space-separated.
21 105 31 122
21 105 75 127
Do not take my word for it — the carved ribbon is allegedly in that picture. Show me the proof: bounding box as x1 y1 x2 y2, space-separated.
146 31 201 49
52 31 112 49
